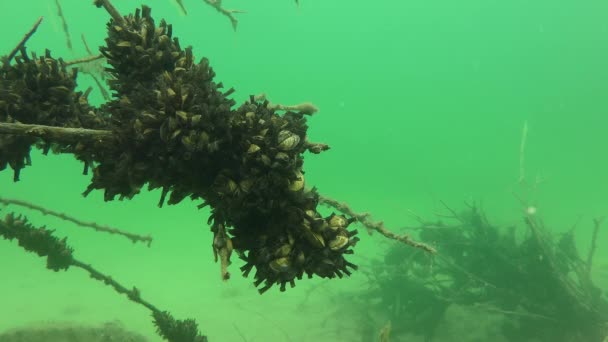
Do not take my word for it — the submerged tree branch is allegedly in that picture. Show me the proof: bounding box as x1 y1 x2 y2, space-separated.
0 122 114 144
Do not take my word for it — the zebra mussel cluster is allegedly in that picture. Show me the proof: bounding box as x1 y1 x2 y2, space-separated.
236 207 361 293
1 4 361 293
0 48 101 181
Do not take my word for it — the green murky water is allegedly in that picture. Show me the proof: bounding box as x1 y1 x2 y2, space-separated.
1 1 607 341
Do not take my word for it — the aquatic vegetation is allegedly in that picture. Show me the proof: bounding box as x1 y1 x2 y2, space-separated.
341 203 608 341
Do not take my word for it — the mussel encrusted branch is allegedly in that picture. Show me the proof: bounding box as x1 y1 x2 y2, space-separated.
319 194 437 253
0 210 207 342
1 4 361 294
0 43 106 181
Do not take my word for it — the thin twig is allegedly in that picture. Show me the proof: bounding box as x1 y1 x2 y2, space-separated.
71 259 207 342
399 224 458 231
406 209 428 226
439 200 462 222
525 216 596 314
54 0 72 51
232 323 249 342
511 190 528 209
296 279 330 310
94 0 125 27
0 122 115 144
203 0 245 31
174 0 188 15
64 53 104 66
234 303 293 342
519 120 528 184
587 217 604 270
72 259 159 312
318 194 436 253
472 302 559 322
434 253 499 291
7 16 44 63
89 73 111 101
0 197 152 246
74 35 111 101
72 258 208 340
568 214 583 233
253 93 319 115
81 33 94 55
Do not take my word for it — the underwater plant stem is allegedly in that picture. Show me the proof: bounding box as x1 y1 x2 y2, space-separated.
7 16 44 63
318 194 436 253
0 122 115 144
0 197 152 246
587 217 604 270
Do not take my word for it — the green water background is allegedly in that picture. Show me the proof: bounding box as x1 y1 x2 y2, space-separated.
1 0 607 340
